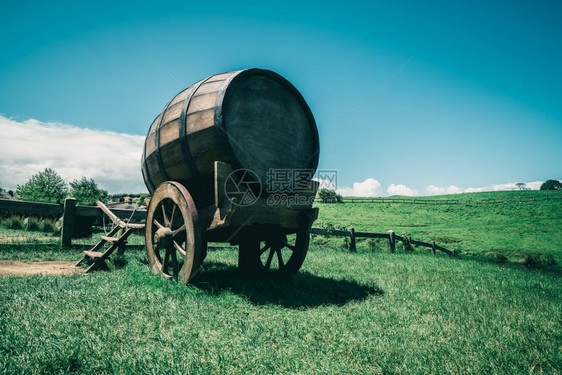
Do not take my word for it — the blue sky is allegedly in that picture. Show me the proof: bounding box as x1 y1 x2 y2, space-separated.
1 0 561 194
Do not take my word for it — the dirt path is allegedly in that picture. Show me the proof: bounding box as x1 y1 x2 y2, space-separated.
0 260 83 276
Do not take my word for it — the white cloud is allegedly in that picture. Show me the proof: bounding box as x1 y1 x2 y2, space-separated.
337 178 382 197
387 183 418 196
0 115 146 193
425 180 548 195
425 185 446 195
525 181 544 190
446 185 463 194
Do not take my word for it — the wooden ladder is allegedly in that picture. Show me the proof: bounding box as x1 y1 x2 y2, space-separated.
76 201 144 273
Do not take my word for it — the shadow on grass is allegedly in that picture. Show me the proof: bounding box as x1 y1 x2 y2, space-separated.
193 261 383 309
454 252 562 275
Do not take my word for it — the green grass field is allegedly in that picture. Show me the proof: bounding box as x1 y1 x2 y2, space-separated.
1 247 561 374
0 190 561 374
317 190 562 264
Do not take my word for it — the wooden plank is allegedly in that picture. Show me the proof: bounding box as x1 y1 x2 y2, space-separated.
61 198 76 247
435 244 455 256
100 236 120 243
214 161 234 208
161 101 183 125
354 231 388 239
0 198 63 216
329 229 350 236
410 239 433 247
95 201 145 229
187 92 218 113
195 80 224 95
185 108 215 133
386 230 396 252
83 250 103 258
159 119 180 146
74 205 146 221
310 227 327 235
349 228 356 252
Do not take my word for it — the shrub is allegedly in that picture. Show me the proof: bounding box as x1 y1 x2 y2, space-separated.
402 236 414 251
39 219 59 235
540 179 562 191
16 168 68 203
318 188 343 204
69 177 109 205
1 216 24 230
26 217 42 231
491 252 508 262
522 253 557 267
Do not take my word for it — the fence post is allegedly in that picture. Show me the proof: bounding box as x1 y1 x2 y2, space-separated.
349 227 356 252
61 197 76 247
431 241 436 255
386 230 395 253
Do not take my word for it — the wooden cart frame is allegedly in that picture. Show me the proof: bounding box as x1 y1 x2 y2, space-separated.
145 161 319 283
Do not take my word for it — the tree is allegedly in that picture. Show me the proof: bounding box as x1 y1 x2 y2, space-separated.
16 168 68 203
69 177 109 206
540 179 562 191
515 182 528 190
318 188 343 203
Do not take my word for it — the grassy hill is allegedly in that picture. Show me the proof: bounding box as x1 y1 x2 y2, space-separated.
315 190 562 264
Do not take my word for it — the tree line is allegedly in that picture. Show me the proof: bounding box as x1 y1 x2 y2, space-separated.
7 168 109 206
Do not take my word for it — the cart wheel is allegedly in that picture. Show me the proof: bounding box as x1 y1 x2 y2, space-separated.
238 226 311 278
145 181 203 283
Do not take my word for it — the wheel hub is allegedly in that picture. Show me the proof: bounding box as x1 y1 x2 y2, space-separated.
154 227 173 248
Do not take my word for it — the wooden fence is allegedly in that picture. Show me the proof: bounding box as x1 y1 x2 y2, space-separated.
310 227 455 256
315 193 562 205
1 198 455 255
0 198 146 246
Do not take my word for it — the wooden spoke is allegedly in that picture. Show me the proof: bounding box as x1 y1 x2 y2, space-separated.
169 204 177 227
172 224 186 237
284 243 296 251
276 248 284 267
264 248 275 271
173 240 186 257
161 203 170 226
259 244 271 256
170 246 179 277
238 227 311 278
154 219 164 229
162 246 171 272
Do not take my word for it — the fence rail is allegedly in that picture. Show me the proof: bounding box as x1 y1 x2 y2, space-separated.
4 195 545 255
315 193 562 205
0 198 147 246
0 198 147 220
310 227 455 256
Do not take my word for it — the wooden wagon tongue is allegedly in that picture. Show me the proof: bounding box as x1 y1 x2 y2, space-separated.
141 68 320 205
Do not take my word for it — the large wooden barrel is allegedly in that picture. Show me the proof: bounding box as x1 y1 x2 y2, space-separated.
141 68 319 205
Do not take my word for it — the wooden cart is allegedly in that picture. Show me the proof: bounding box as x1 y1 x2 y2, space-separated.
145 161 318 283
140 68 320 283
